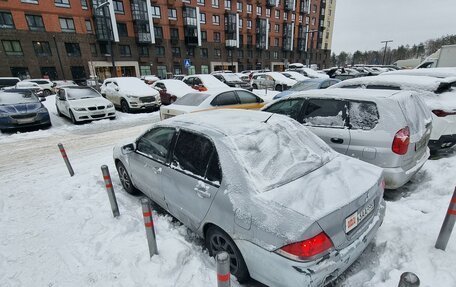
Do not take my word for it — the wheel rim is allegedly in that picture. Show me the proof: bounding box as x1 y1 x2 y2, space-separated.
209 234 239 274
118 165 131 190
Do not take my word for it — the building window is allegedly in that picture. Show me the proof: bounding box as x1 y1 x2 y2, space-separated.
11 67 30 79
172 47 181 57
156 46 165 56
214 32 221 42
266 8 271 17
275 10 280 19
311 17 316 25
239 19 243 28
273 51 278 59
26 14 45 31
200 13 206 23
117 22 128 37
186 47 195 56
90 43 97 56
201 65 209 74
224 0 231 9
212 0 219 8
0 12 15 29
236 1 242 11
200 48 208 58
139 45 149 56
312 4 317 13
54 0 70 8
154 26 163 39
197 0 205 4
238 49 243 58
238 34 243 45
247 49 253 58
85 20 93 33
21 0 39 4
292 13 295 21
214 48 221 58
247 20 252 29
140 65 151 76
2 40 23 56
40 67 58 80
212 15 220 25
119 45 131 56
256 6 262 16
113 0 124 14
170 28 179 39
81 0 88 9
274 37 279 46
169 8 177 19
299 15 303 22
157 66 167 79
59 17 75 32
151 6 161 18
70 66 86 80
65 42 81 57
247 4 252 14
33 41 52 56
201 30 207 41
274 24 279 32
284 12 288 20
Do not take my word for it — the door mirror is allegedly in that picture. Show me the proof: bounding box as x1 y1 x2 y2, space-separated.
122 143 136 153
39 97 46 102
114 87 120 91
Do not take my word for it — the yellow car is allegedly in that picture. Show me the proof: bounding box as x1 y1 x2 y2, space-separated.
159 88 265 120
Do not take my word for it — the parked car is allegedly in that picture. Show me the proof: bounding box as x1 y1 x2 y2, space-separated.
172 74 186 81
211 70 233 74
273 78 341 100
5 81 45 97
263 88 431 189
281 71 310 81
212 73 253 91
382 67 456 79
159 88 264 119
113 109 385 286
53 80 78 88
0 77 20 89
183 74 229 91
0 89 51 131
151 79 196 105
100 77 160 113
330 75 456 152
286 67 329 79
142 75 160 85
251 72 297 91
55 86 116 124
23 79 56 96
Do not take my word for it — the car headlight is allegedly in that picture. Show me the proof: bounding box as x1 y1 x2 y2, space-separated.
107 104 114 108
37 107 48 113
73 107 86 111
126 95 139 99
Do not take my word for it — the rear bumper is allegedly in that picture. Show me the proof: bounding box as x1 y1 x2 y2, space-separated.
235 200 385 287
383 148 429 189
428 134 456 151
129 102 161 110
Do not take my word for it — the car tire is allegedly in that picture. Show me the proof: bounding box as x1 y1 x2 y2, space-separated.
275 85 283 91
43 89 51 97
252 84 258 89
69 110 78 124
205 226 250 283
109 116 116 120
56 105 63 117
121 99 131 113
116 161 140 195
101 94 106 98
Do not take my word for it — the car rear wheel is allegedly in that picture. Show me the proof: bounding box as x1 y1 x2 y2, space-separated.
121 100 130 113
43 89 51 97
275 84 283 91
206 226 250 283
116 161 139 195
252 84 258 89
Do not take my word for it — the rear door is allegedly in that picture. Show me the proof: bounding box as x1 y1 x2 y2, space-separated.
235 90 265 109
209 91 240 109
299 98 351 154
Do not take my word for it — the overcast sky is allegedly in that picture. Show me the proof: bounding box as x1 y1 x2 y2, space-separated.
332 0 456 54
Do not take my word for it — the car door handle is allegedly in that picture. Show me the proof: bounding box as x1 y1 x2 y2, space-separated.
153 167 162 174
194 187 211 198
330 137 344 144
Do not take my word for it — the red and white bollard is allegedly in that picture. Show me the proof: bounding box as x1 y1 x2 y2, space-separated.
216 251 231 287
58 143 74 177
101 165 120 217
435 187 456 251
141 198 158 257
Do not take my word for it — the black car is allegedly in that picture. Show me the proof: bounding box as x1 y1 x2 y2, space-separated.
0 89 51 132
213 73 253 91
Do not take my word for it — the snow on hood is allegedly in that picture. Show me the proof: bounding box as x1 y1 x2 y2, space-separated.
0 102 43 114
68 97 111 107
116 78 159 96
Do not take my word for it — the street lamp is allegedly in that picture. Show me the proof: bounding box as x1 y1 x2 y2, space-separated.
95 1 116 77
305 29 319 68
381 40 393 65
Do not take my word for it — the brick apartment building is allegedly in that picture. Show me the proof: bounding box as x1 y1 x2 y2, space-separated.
0 0 335 80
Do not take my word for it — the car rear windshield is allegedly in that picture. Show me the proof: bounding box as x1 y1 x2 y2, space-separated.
290 81 321 91
0 91 39 105
0 79 20 87
67 87 101 100
396 94 431 141
223 74 242 82
174 93 210 106
348 101 379 130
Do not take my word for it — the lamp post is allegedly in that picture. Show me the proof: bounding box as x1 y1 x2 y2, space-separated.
381 40 393 65
95 1 116 77
305 29 319 68
53 35 66 79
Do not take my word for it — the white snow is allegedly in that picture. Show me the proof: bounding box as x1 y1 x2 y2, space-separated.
186 74 229 89
112 77 159 96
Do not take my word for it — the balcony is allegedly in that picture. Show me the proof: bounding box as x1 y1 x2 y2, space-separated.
266 0 275 7
136 32 151 43
225 13 237 33
299 0 309 14
284 0 294 11
226 39 237 47
131 0 149 21
184 17 197 27
184 27 198 46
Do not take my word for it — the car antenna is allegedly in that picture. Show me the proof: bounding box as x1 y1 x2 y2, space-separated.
263 113 274 124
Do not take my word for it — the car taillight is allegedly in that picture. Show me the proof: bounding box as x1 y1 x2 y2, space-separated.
380 179 385 190
432 109 456 117
278 232 333 260
392 127 410 155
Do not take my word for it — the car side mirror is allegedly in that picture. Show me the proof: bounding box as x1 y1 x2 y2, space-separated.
115 87 119 92
58 95 65 101
40 97 46 102
122 143 136 153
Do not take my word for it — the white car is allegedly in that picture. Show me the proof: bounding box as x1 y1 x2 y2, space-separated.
55 86 116 124
330 75 456 152
383 67 456 79
251 72 297 91
5 82 44 97
23 79 56 96
281 71 310 81
151 79 196 105
159 87 264 120
53 80 78 88
182 74 229 92
100 77 160 113
286 67 330 79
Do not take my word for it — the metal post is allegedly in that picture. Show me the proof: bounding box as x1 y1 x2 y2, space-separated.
435 187 456 250
381 40 393 65
57 143 74 176
100 2 116 77
101 165 120 217
216 251 231 287
141 198 158 257
398 272 420 287
53 36 65 80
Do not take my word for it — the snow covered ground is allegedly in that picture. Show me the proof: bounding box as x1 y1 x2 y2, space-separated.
0 95 455 286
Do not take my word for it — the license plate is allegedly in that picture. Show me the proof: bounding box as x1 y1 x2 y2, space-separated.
345 202 375 233
17 118 35 124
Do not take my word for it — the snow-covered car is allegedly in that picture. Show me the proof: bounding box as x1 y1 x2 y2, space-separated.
151 79 196 105
263 88 432 189
273 78 341 100
159 88 264 120
330 75 456 152
383 67 456 79
212 73 253 91
100 77 160 113
182 74 229 91
53 80 78 88
281 71 310 81
23 79 56 96
0 89 51 131
286 67 330 79
5 81 44 97
55 86 116 124
210 70 233 74
142 75 160 85
172 74 186 81
251 72 297 91
113 109 385 286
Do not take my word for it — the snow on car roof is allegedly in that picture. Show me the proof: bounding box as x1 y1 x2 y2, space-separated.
287 87 406 100
383 68 456 78
185 74 229 88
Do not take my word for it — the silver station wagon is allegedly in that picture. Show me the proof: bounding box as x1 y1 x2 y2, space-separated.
113 109 385 286
263 88 432 189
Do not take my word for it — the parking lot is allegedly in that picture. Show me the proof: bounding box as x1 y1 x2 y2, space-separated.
0 94 455 286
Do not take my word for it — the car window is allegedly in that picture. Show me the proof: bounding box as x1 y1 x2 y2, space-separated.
320 81 331 89
171 130 214 179
264 99 305 120
156 83 166 90
58 89 65 99
136 128 175 163
206 151 222 184
211 91 239 106
366 85 401 90
340 84 362 89
183 78 193 85
348 101 379 130
194 78 202 85
237 90 262 104
174 93 210 106
302 98 347 128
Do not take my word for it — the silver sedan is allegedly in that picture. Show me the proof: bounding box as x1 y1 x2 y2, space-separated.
113 109 386 286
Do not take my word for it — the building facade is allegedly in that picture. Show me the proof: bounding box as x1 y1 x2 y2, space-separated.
0 0 334 80
321 0 335 51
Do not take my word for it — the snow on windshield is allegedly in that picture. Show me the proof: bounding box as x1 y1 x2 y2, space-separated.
174 93 210 106
67 88 100 100
0 91 39 104
223 74 242 82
